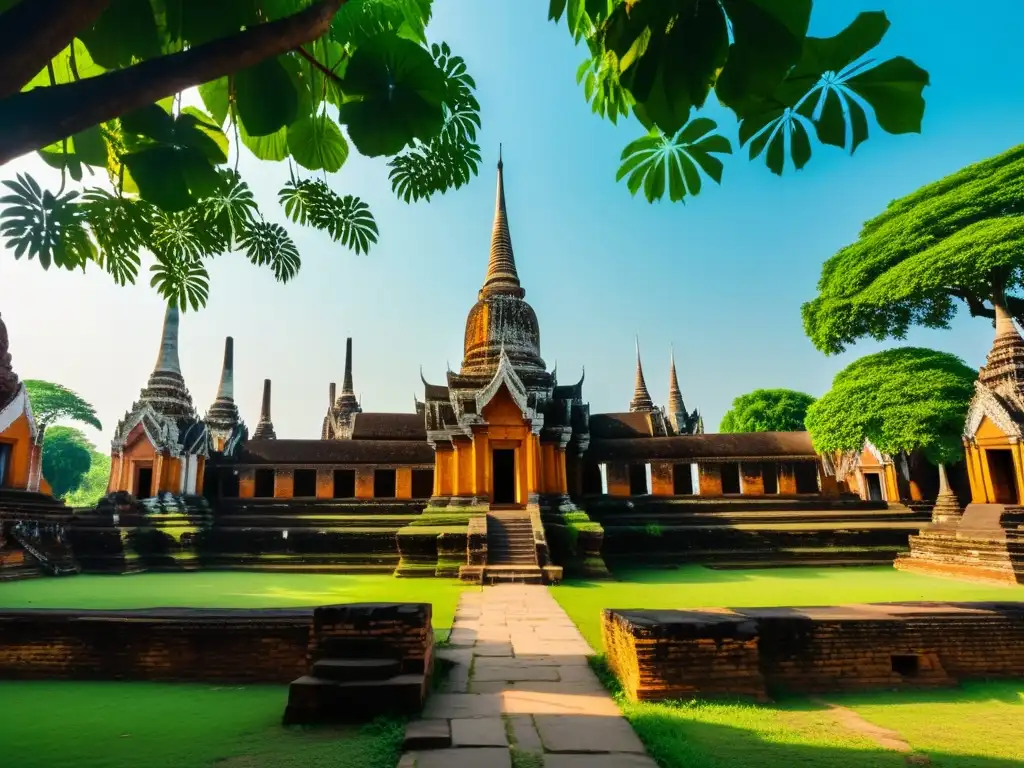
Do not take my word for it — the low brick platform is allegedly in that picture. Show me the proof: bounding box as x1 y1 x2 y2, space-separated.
0 600 434 718
604 601 1024 702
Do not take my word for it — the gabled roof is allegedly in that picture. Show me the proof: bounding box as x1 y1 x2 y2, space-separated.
350 412 427 441
587 431 818 462
475 348 529 416
233 439 434 466
589 412 653 439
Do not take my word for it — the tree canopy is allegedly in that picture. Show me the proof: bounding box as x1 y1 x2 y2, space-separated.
64 446 111 507
804 347 977 466
718 388 815 433
0 0 927 309
803 144 1024 355
23 379 102 433
41 425 93 498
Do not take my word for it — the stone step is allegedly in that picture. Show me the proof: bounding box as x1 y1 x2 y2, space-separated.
282 673 427 724
483 565 543 584
311 657 401 682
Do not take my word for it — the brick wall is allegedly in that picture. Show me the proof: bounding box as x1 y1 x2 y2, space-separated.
604 602 1024 701
0 602 434 683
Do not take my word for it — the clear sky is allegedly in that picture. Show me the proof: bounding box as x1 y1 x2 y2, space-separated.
1 1 1022 451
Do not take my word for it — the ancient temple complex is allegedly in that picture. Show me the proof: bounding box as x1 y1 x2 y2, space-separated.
1 157 940 582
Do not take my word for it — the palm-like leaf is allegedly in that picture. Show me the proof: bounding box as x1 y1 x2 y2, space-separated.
80 187 149 285
576 50 632 124
617 119 733 203
237 220 302 282
150 207 226 261
0 174 94 269
201 169 258 247
149 253 210 311
278 178 379 254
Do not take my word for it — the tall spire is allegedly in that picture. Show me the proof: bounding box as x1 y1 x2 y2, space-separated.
667 345 686 415
205 337 240 439
341 337 355 395
253 378 276 440
0 313 21 408
154 304 181 374
629 335 655 412
978 304 1024 393
481 149 523 298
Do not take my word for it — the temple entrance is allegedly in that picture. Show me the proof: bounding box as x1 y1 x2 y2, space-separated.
0 442 10 487
864 472 884 501
135 466 153 498
986 449 1019 504
492 449 516 505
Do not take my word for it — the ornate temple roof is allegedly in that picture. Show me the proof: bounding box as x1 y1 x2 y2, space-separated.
590 412 654 439
629 337 655 412
588 431 818 462
205 336 240 435
138 305 197 421
323 338 363 439
252 378 276 440
234 438 435 465
964 306 1024 438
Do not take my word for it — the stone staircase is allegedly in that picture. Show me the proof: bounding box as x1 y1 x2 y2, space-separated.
283 638 429 724
484 511 543 584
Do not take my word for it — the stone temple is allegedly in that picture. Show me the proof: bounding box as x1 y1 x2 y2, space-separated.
0 158 942 582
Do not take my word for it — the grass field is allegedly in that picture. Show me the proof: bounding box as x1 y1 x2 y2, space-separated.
555 566 1024 767
0 682 403 768
0 571 469 636
550 564 1024 650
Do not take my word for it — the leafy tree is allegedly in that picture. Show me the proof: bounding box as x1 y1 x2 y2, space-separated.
804 348 977 472
41 425 93 498
23 379 102 439
803 145 1024 354
0 1 926 307
64 448 111 508
719 388 815 433
552 1 929 202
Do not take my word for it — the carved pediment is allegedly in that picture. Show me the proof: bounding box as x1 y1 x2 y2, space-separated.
964 382 1023 440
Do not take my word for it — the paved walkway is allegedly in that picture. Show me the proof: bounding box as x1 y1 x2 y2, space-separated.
399 584 656 768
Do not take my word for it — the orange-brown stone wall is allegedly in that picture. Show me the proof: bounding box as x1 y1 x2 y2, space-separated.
606 462 630 497
698 463 723 496
740 463 764 495
0 412 33 489
650 462 674 496
274 468 294 498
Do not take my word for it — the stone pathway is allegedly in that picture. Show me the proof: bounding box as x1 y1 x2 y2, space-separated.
399 584 656 768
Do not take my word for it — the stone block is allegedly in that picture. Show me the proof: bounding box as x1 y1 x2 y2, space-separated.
403 719 452 750
450 717 508 747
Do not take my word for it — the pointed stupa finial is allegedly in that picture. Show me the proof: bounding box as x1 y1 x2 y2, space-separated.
667 343 686 415
253 378 276 440
481 148 523 298
216 337 234 401
204 336 240 439
154 304 181 374
341 337 355 395
629 334 655 412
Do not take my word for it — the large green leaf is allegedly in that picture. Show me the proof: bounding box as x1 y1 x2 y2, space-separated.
198 77 230 127
237 220 302 282
239 122 290 162
278 178 379 254
235 56 299 137
80 188 149 285
847 57 930 134
0 175 95 270
201 170 258 248
173 0 257 46
287 115 349 172
78 0 161 68
716 0 812 115
121 145 220 211
338 33 446 157
149 253 210 311
616 119 733 203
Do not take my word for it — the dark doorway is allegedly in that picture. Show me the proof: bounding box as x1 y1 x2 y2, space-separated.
795 462 820 494
333 469 355 498
221 470 240 498
135 466 153 498
582 462 603 495
673 464 694 495
374 468 397 498
202 467 219 498
986 449 1019 504
628 463 648 495
891 654 920 677
0 442 10 487
761 462 779 494
864 472 884 501
721 463 741 494
293 469 317 498
254 469 275 498
412 469 434 498
492 449 516 504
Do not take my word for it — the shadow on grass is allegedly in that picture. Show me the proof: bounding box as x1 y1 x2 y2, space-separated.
588 657 1024 768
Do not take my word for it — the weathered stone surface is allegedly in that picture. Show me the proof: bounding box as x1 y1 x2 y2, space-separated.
506 714 543 752
411 748 511 768
544 755 659 768
403 719 452 750
424 693 503 719
450 717 508 747
534 714 647 753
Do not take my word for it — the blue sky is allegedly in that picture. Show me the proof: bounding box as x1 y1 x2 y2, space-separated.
1 1 1021 450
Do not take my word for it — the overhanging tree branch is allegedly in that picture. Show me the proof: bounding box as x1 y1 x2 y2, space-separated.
0 0 111 100
0 0 345 165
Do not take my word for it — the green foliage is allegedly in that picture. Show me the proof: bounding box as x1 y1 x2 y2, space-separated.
803 145 1024 354
804 347 977 465
64 451 112 508
22 379 102 432
1 0 480 308
41 426 93 499
719 389 816 433
550 2 929 201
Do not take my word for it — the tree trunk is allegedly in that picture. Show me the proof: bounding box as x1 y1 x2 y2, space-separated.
0 0 344 164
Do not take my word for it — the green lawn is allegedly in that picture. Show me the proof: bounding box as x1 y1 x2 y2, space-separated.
0 571 468 636
551 564 1024 650
0 682 403 768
